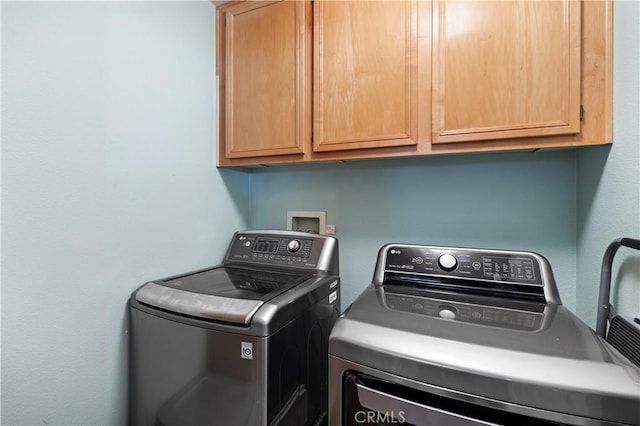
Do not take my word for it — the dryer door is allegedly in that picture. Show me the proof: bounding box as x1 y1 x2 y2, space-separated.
342 373 564 426
354 383 497 426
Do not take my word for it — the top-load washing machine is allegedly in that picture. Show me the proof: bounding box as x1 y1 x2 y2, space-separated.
129 230 340 426
329 243 639 426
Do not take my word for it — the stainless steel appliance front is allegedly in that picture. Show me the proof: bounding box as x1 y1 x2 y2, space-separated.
329 244 640 426
129 231 341 426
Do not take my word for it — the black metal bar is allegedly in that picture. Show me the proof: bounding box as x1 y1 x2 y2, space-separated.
596 238 640 338
621 238 640 251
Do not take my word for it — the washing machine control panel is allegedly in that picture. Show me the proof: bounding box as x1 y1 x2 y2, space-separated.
224 232 337 272
384 246 544 286
250 237 312 258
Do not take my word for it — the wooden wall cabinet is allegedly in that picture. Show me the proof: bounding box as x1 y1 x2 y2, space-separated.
219 1 311 159
216 0 612 167
432 0 582 144
313 1 419 152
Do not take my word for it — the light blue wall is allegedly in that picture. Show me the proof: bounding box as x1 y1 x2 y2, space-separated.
576 1 640 327
250 152 578 310
1 2 250 425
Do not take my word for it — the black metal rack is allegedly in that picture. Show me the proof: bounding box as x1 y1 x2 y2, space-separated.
595 237 640 366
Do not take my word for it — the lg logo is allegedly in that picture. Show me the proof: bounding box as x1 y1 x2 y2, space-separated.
241 342 253 360
354 410 406 424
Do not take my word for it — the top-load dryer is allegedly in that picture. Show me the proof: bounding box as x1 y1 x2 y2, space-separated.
329 243 639 426
129 230 340 426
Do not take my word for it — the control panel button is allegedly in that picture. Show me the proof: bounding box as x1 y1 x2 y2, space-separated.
287 240 301 252
438 254 458 271
438 305 457 320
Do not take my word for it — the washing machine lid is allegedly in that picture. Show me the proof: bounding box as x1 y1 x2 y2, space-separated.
135 266 311 324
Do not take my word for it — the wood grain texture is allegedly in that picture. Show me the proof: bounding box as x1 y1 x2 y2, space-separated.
217 0 611 168
313 0 419 152
432 0 581 144
224 1 310 159
578 0 613 145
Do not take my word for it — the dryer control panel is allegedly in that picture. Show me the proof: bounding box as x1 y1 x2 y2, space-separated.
376 244 560 304
384 246 543 286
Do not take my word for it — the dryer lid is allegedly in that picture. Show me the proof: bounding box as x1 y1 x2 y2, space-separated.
135 266 311 324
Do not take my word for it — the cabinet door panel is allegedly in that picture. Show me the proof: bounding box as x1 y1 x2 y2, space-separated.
314 1 418 152
224 1 310 158
432 0 581 144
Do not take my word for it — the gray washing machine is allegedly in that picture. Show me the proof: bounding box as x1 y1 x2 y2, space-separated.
329 244 639 426
129 231 340 426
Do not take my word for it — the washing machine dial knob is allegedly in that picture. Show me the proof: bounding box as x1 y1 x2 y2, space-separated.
438 254 458 271
287 240 301 252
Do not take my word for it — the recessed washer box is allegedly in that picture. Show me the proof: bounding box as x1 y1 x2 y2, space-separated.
287 211 326 235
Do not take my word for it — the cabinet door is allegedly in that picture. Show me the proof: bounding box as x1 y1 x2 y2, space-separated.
313 1 419 152
432 0 581 144
223 1 311 159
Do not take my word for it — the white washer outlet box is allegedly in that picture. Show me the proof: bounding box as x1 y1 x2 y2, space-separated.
287 211 326 235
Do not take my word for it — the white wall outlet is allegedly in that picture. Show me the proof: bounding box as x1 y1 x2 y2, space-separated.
287 211 326 235
325 224 336 235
